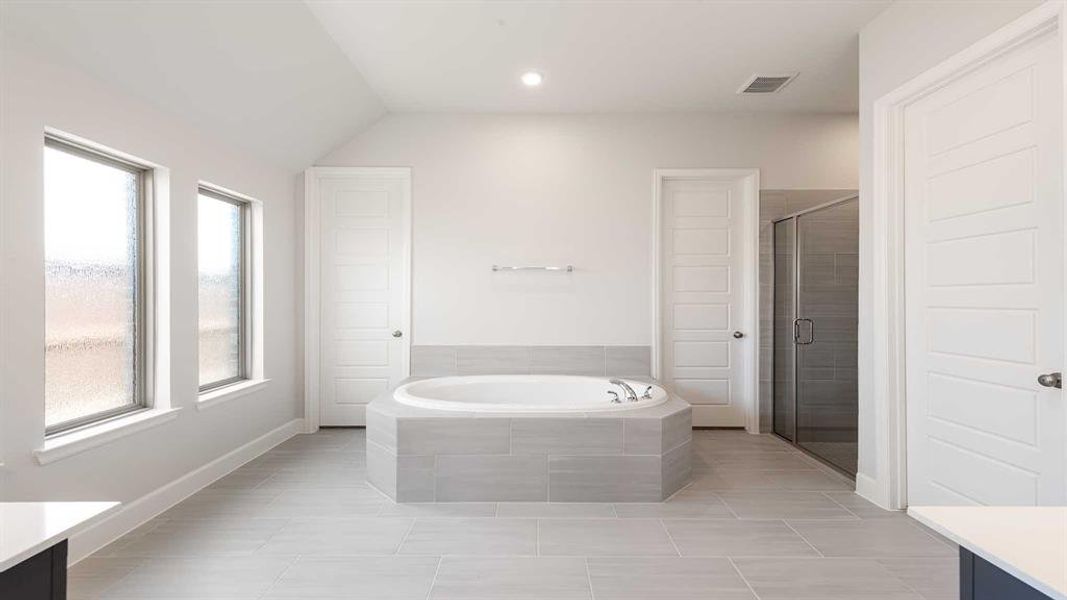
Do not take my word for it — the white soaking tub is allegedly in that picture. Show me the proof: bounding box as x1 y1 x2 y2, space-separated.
393 375 669 413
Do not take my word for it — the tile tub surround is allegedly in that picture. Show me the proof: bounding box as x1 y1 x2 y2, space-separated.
411 345 652 377
366 386 692 502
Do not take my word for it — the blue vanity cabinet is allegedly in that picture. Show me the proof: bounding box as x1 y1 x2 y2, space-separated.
960 547 1053 600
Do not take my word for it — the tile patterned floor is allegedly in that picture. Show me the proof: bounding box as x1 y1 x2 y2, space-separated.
69 429 958 599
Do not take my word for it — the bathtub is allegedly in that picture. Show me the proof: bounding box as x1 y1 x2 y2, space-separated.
393 375 669 413
368 374 692 503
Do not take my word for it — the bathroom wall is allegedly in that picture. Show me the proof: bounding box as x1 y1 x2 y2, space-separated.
856 0 1042 495
318 113 859 349
0 33 302 516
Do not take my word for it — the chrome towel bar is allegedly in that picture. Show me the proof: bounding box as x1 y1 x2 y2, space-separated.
491 265 574 272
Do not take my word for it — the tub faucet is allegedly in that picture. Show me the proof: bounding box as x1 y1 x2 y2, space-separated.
609 378 638 402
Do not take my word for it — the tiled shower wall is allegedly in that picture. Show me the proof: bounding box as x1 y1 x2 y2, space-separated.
411 345 652 378
758 190 857 432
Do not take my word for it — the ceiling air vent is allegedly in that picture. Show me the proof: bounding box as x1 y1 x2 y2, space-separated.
737 73 797 94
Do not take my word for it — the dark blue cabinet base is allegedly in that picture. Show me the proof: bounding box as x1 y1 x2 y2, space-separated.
960 547 1051 600
0 540 67 600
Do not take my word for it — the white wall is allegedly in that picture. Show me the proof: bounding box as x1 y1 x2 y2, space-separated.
0 36 302 507
856 0 1042 489
318 113 858 346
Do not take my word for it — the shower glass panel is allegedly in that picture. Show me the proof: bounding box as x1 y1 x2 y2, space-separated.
772 219 796 442
772 196 858 477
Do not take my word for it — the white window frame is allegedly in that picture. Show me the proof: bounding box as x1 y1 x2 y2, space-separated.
43 134 155 437
196 182 267 410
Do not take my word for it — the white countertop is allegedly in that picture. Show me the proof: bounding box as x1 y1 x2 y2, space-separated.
909 506 1067 600
0 502 119 572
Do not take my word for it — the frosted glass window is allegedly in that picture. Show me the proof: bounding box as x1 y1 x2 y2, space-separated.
198 189 246 390
44 138 146 433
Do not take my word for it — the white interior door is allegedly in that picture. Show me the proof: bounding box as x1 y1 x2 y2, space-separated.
904 30 1064 505
659 172 755 427
314 168 411 426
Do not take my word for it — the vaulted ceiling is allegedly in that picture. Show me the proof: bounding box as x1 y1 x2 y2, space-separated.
306 0 890 114
2 1 889 170
1 0 385 170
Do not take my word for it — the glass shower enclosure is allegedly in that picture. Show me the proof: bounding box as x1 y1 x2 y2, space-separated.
772 196 858 476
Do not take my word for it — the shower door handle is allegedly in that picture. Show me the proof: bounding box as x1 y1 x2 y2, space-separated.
793 318 815 345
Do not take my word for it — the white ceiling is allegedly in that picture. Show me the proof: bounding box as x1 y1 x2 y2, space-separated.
2 1 887 170
1 1 385 170
306 0 890 114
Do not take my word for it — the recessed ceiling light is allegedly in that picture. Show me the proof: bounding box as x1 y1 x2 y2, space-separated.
521 71 543 87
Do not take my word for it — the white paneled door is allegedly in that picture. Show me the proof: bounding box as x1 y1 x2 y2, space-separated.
658 170 757 428
312 168 411 426
904 30 1064 505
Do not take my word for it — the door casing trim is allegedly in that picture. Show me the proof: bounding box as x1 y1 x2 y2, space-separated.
651 168 761 433
867 1 1064 510
303 166 413 432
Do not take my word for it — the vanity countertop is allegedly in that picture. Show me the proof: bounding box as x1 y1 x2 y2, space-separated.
909 506 1067 600
0 501 119 571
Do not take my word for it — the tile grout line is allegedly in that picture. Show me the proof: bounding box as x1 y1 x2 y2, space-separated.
781 519 825 558
423 556 444 600
727 557 765 600
257 554 300 600
718 492 741 519
658 519 683 557
820 491 863 519
584 556 598 600
395 517 420 555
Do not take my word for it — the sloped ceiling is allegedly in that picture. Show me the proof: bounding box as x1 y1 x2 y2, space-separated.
0 0 385 170
306 0 890 114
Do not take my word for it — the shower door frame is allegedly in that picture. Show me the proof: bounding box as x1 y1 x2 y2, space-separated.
772 194 859 478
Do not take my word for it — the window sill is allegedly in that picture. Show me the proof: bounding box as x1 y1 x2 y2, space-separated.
197 378 271 411
35 407 182 465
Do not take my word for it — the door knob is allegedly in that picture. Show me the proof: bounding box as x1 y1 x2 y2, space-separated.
732 331 745 339
1037 372 1061 389
392 330 403 338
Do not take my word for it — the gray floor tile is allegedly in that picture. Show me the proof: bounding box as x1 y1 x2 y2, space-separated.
263 556 440 599
587 556 757 599
255 517 414 555
689 468 853 491
205 469 276 491
107 518 288 557
733 557 924 599
878 558 959 600
379 502 498 517
823 492 908 519
255 466 369 490
662 519 819 557
105 556 294 598
398 518 538 555
705 452 821 470
787 519 957 558
496 502 617 518
613 490 734 519
68 557 144 600
430 556 592 599
264 486 384 517
160 490 281 520
70 429 929 600
719 491 858 520
538 519 677 556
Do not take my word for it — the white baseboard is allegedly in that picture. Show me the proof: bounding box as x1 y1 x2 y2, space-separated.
68 418 304 564
855 472 888 508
